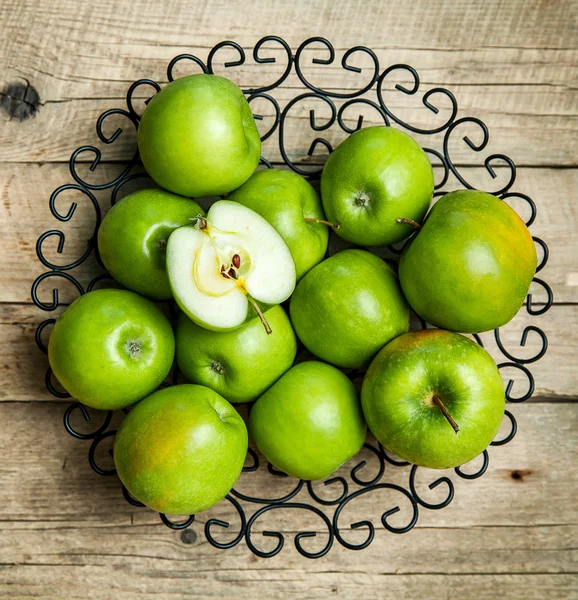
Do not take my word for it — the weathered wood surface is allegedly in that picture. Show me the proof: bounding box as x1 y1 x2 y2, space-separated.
0 0 577 598
2 302 576 402
1 0 577 167
0 402 576 598
2 164 577 304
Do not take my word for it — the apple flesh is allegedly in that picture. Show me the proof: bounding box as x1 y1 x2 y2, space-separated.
227 169 330 280
362 329 505 469
167 200 296 334
399 190 538 333
176 305 297 404
249 361 366 480
114 384 248 514
98 188 204 300
48 289 174 410
289 249 410 369
320 126 434 246
138 74 261 197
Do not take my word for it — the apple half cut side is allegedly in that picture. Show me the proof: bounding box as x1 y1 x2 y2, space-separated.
167 200 297 334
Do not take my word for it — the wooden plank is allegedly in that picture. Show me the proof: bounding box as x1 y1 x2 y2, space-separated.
0 87 576 167
1 161 575 402
1 1 577 166
0 571 575 600
0 401 571 528
1 0 576 59
4 49 578 103
2 164 577 304
2 302 576 402
0 0 576 595
1 0 577 105
0 401 575 598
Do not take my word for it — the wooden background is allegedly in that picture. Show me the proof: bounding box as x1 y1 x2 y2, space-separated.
1 0 577 598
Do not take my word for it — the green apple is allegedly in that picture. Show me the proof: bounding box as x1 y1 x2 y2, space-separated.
138 74 261 197
362 329 505 469
399 190 538 333
320 126 434 246
167 200 296 334
48 289 174 410
114 384 248 514
98 188 204 300
227 169 330 279
249 361 366 480
289 249 409 368
176 305 297 403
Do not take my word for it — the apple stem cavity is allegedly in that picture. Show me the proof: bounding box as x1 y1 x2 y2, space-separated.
247 295 272 335
304 217 341 229
432 395 459 434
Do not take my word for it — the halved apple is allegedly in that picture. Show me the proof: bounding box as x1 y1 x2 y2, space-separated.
167 200 296 334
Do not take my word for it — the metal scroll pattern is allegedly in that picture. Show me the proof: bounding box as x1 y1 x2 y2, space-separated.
32 36 553 558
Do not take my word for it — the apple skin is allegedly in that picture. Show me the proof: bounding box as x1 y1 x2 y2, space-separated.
361 329 505 469
48 289 175 410
138 74 261 197
249 361 366 480
114 384 248 514
399 190 538 333
289 249 410 369
176 305 297 404
320 126 434 246
227 169 329 280
98 188 204 300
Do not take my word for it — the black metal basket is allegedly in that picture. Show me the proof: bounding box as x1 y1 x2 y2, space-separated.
31 36 553 558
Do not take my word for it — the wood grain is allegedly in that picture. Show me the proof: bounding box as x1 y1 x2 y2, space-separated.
2 164 577 304
1 86 576 167
2 0 577 99
2 302 576 402
1 571 576 600
0 401 576 527
1 1 577 167
0 0 577 597
0 401 576 598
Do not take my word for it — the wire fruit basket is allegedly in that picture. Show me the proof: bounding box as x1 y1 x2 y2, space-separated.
31 36 553 558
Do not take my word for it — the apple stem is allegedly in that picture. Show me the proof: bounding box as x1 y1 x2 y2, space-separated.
396 217 423 230
304 217 340 229
247 295 272 335
191 215 208 230
433 395 459 434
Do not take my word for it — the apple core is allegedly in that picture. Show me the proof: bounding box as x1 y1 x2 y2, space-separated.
167 201 296 334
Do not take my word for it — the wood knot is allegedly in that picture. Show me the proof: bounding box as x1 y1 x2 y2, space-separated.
511 469 533 482
180 529 197 545
1 81 40 121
